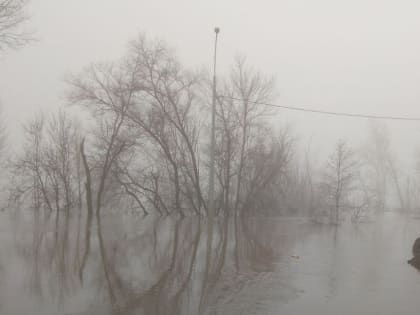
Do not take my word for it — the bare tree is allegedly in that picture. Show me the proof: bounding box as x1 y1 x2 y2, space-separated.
322 140 356 223
69 36 209 217
68 59 139 279
67 60 136 214
8 111 81 213
44 110 79 213
241 127 293 213
0 0 32 51
213 57 275 216
8 114 50 213
360 122 392 213
124 36 206 215
230 58 275 215
284 142 321 216
65 36 291 220
349 173 372 222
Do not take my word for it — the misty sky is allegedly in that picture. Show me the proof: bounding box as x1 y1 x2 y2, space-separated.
1 0 420 169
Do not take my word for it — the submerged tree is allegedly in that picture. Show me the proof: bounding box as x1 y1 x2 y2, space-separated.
8 111 81 214
124 36 206 215
359 122 409 213
9 34 295 221
212 57 291 216
322 140 356 223
67 35 207 217
360 122 391 213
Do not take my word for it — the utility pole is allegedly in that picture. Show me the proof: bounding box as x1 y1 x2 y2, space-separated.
202 29 220 307
208 27 220 216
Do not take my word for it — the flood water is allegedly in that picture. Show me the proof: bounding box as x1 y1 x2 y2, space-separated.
0 211 419 315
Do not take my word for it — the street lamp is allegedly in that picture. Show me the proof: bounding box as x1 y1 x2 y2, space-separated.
208 27 220 217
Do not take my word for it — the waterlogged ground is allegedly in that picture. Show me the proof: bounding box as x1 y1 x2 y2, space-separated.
0 211 420 314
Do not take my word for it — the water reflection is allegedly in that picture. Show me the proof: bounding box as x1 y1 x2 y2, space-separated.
2 212 420 314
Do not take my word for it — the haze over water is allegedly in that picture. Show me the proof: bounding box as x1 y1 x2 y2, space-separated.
0 212 419 315
2 1 420 314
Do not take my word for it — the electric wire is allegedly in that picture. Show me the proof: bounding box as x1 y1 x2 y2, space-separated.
223 96 420 121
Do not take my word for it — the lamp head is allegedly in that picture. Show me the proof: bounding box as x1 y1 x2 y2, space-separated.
214 27 220 34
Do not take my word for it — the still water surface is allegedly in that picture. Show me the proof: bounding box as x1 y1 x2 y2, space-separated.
0 212 419 314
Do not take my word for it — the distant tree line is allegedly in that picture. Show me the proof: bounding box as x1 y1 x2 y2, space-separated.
3 34 420 223
4 36 290 219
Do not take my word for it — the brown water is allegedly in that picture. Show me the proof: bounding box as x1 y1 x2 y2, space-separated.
0 211 419 315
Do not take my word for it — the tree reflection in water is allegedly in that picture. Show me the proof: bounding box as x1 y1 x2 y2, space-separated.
5 212 420 314
8 210 299 315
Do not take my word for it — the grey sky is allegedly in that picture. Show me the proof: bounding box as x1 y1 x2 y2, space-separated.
1 0 420 168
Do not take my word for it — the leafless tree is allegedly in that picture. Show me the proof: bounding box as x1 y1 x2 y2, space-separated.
65 36 295 220
67 58 139 279
213 57 276 216
8 111 81 214
67 60 136 213
9 114 49 213
229 58 275 214
360 122 392 213
66 36 209 218
44 110 79 213
322 140 356 223
272 139 323 217
241 127 293 213
124 36 206 215
359 122 409 213
0 0 32 51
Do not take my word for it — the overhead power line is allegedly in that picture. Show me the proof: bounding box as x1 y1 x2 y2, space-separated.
225 96 420 121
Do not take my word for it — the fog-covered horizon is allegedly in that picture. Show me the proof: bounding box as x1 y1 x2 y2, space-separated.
1 0 420 168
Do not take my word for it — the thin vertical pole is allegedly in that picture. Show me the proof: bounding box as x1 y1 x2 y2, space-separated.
201 29 220 311
208 27 220 216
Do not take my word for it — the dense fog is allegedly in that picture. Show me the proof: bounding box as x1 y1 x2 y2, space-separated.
1 1 420 314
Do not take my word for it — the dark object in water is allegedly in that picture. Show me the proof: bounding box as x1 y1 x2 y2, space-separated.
408 237 420 270
413 238 420 256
